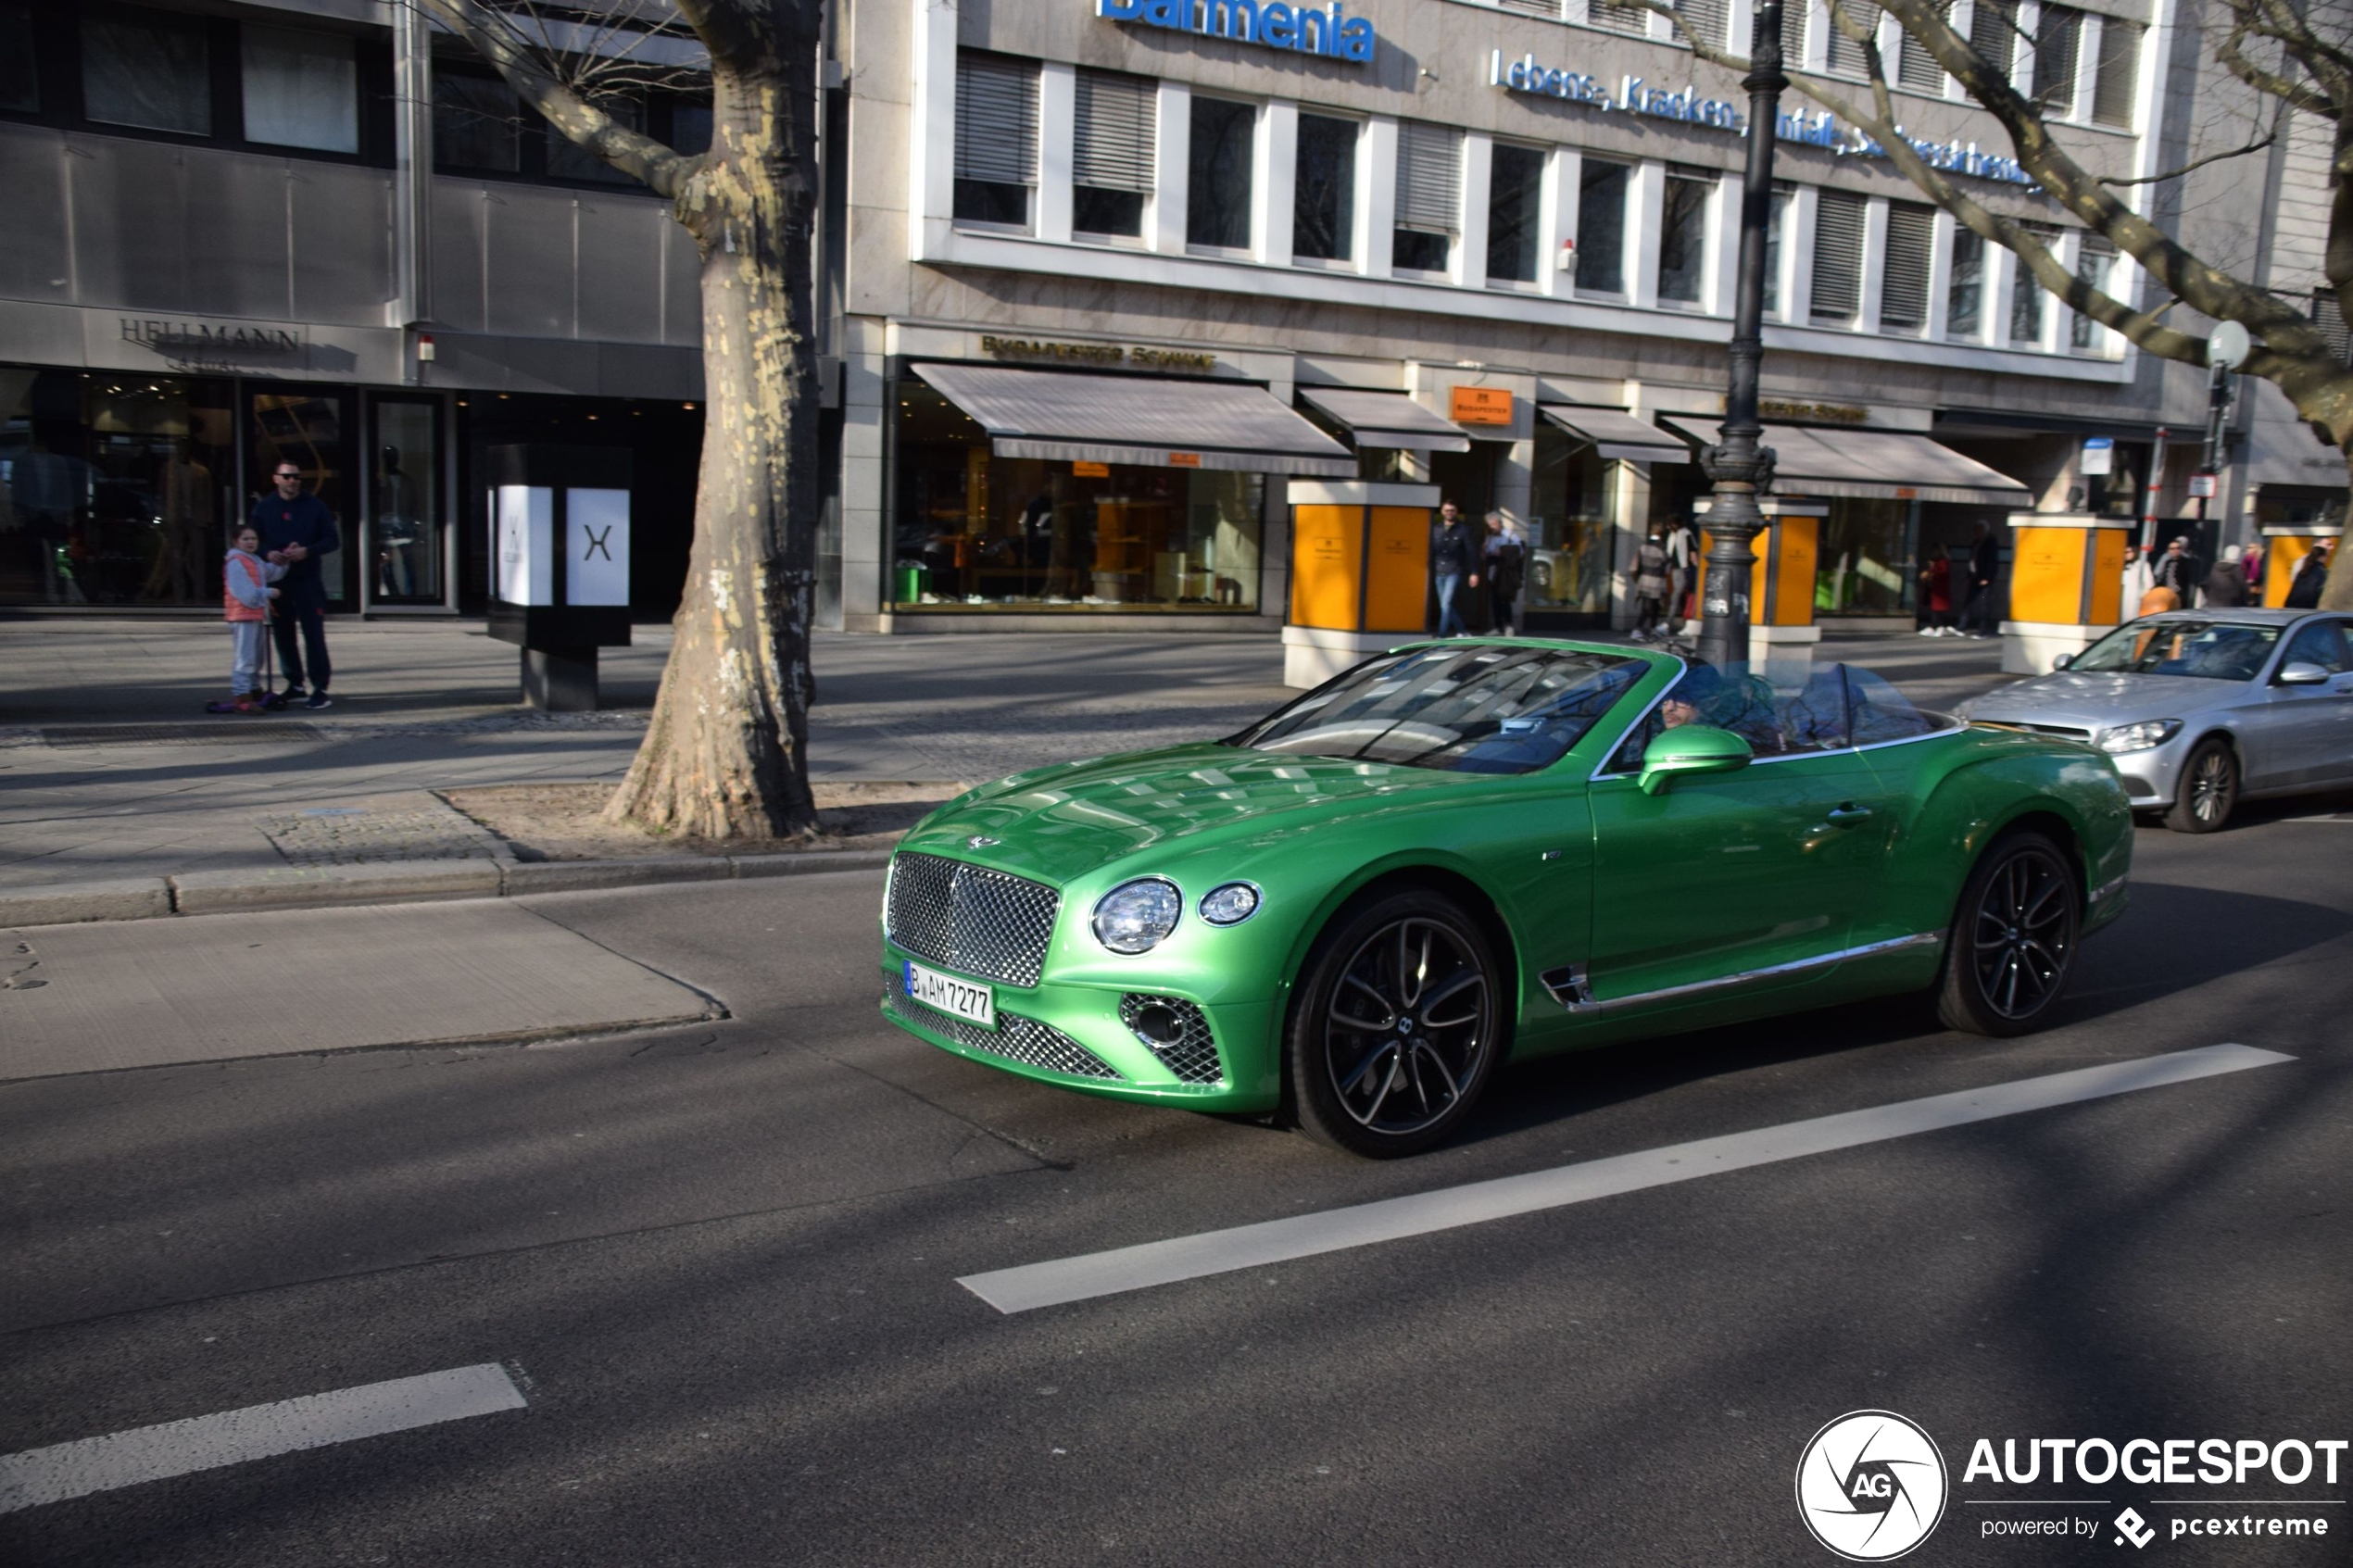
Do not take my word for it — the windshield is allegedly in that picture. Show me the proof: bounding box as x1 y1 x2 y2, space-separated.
1227 645 1645 773
2070 620 2282 681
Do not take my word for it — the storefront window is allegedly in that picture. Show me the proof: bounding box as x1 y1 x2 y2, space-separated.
892 382 1261 612
1814 496 1915 615
1527 423 1617 619
372 399 443 604
250 387 353 603
0 370 233 607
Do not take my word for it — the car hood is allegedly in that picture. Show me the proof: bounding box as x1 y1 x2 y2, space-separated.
1959 671 2232 729
896 743 1499 886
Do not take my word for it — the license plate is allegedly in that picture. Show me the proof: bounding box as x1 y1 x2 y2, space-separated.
904 960 994 1029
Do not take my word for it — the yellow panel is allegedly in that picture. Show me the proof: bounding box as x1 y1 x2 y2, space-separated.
2008 527 2090 625
1768 516 1818 626
1290 504 1364 630
1365 507 1434 632
2265 536 2316 608
2085 529 2126 625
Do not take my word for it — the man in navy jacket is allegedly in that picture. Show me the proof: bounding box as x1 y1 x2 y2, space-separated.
251 462 340 708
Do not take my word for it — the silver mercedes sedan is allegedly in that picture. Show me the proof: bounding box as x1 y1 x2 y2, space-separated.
1954 608 2353 832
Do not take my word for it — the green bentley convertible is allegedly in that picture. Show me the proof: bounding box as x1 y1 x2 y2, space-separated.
878 640 2133 1157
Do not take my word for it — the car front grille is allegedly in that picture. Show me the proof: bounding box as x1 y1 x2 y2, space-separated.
1120 993 1224 1085
885 851 1061 988
882 989 1122 1080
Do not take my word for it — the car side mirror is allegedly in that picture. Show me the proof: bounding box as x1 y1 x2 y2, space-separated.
2277 660 2331 686
2051 652 2074 671
1638 725 1755 797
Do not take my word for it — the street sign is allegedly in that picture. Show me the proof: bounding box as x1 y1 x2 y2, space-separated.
2187 471 2218 499
2081 437 2114 476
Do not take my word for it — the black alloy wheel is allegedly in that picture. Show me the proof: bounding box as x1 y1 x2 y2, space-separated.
2164 738 2238 834
1934 832 2081 1037
1290 890 1502 1158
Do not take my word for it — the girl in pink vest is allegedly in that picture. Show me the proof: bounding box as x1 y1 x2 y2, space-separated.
208 524 284 714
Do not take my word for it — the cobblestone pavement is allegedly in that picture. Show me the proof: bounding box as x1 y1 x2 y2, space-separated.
0 619 2013 892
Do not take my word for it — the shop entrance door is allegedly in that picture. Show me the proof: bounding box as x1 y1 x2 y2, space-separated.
248 384 358 608
368 396 448 607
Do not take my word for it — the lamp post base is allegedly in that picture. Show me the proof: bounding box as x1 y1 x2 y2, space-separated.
522 648 600 711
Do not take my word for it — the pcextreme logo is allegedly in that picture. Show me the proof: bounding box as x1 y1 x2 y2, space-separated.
1797 1411 1952 1562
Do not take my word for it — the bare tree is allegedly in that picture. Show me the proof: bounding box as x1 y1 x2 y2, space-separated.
417 0 826 835
1655 0 2353 608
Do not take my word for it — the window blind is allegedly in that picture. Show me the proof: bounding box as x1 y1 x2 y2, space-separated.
1074 69 1154 193
955 52 1038 187
1823 1 1882 80
1395 120 1461 235
2091 18 2140 128
1670 0 1728 49
1810 190 1867 322
1588 0 1652 36
1897 4 1945 90
1780 0 1808 67
2032 4 2081 111
1881 202 1935 331
1969 0 2018 79
2312 290 2351 364
1498 0 1561 15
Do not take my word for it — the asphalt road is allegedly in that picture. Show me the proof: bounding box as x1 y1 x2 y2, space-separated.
4 799 2350 1567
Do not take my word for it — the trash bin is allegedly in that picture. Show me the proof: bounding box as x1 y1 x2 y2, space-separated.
894 563 929 604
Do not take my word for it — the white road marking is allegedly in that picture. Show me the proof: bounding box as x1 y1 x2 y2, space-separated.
0 1363 525 1513
960 1044 2291 1314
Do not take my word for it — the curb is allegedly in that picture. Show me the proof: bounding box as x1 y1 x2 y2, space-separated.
0 850 892 929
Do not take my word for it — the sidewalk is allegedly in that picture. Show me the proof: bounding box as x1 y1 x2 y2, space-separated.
0 618 2014 909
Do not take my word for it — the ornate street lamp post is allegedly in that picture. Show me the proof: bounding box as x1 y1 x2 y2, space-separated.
1695 0 1789 671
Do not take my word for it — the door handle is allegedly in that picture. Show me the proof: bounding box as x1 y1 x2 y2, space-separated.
1826 804 1873 824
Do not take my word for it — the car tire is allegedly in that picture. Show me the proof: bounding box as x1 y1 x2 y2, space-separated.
2163 738 2238 834
1933 832 2082 1037
1288 889 1503 1158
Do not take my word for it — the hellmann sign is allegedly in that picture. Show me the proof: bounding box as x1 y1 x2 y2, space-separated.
1096 0 1376 63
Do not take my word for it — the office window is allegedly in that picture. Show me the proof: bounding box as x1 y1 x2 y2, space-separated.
954 52 1038 229
1947 226 1984 336
0 1 37 112
82 6 211 136
549 96 643 183
1897 3 1945 91
1589 0 1652 36
1670 0 1729 49
1499 0 1562 14
1881 201 1934 331
2311 290 2351 363
2070 234 2115 348
1780 0 1808 67
1969 0 2018 81
241 26 359 153
1762 182 1793 318
1393 120 1460 274
1188 96 1255 249
1293 114 1356 261
2012 222 2059 342
1575 158 1629 294
2032 5 2082 112
434 71 521 171
1810 189 1866 323
2091 19 2141 128
1075 69 1155 238
1487 144 1545 283
1823 1 1881 80
1657 170 1714 306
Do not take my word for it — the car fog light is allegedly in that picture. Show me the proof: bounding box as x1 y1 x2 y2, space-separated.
1198 882 1261 926
2097 719 2182 755
1092 878 1181 954
1128 1003 1186 1045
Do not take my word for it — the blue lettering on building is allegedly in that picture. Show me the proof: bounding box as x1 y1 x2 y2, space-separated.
1098 0 1376 63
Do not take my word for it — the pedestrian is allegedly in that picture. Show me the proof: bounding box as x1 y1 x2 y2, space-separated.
2123 541 2155 611
2200 545 2247 608
251 462 339 709
1957 521 2000 637
1918 551 1955 636
2150 534 2200 604
1663 515 1697 635
1431 499 1480 636
207 523 283 715
2284 538 2332 608
1633 526 1670 640
1483 510 1526 636
2243 542 2265 600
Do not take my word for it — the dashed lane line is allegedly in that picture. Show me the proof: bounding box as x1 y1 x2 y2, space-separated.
0 1363 525 1513
959 1044 2292 1314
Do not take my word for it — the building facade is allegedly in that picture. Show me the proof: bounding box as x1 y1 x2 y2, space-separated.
0 0 2317 633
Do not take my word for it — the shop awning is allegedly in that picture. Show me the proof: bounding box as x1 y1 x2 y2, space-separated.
1540 406 1690 464
1658 419 2032 506
913 363 1356 477
1297 388 1472 452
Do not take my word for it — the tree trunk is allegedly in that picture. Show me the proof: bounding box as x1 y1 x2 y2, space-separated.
605 42 823 838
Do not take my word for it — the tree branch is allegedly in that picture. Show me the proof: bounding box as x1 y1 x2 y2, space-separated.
409 0 702 198
2217 25 2336 117
2100 129 2277 187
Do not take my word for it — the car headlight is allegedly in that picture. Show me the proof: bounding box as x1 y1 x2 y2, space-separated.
1091 878 1182 954
2097 720 2182 755
1198 882 1261 926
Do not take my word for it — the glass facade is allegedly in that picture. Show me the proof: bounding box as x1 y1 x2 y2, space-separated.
1814 497 1916 616
1526 422 1617 621
891 381 1262 614
371 399 443 604
249 386 354 604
